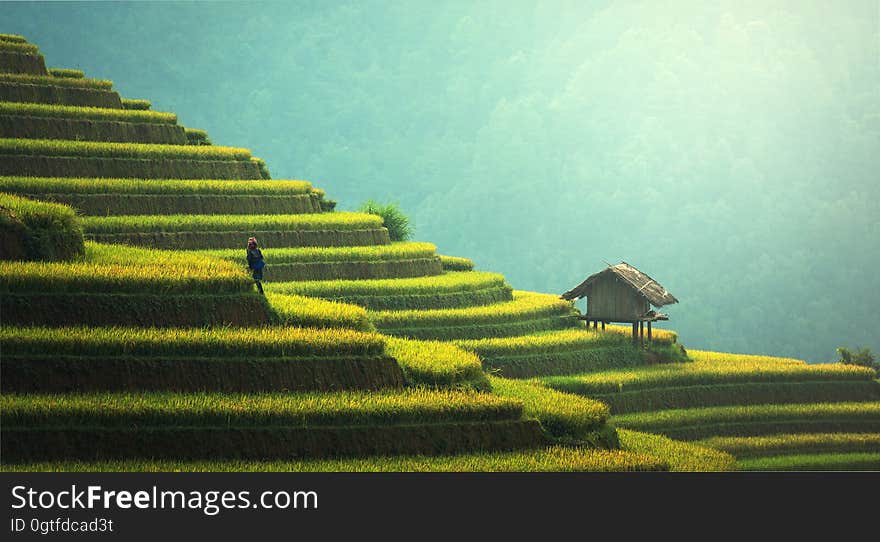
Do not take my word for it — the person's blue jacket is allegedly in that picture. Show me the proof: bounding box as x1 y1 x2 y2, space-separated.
247 247 264 270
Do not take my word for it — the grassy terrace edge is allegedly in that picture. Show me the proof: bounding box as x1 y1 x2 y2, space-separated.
0 177 314 194
81 212 384 233
0 446 667 472
0 138 252 161
0 102 177 123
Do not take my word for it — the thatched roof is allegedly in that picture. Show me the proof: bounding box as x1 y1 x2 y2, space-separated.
561 262 678 307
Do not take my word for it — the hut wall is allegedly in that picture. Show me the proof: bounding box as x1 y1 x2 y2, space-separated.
585 274 649 322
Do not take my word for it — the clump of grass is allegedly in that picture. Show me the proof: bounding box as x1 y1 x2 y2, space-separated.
358 199 412 241
0 193 83 261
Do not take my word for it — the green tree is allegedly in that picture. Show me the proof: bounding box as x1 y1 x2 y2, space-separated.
359 200 413 242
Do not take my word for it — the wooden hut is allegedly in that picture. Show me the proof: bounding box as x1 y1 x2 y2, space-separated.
561 262 678 342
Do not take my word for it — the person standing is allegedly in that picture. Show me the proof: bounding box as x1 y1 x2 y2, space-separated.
246 236 265 295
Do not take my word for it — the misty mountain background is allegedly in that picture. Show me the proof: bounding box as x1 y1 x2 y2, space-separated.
5 0 878 362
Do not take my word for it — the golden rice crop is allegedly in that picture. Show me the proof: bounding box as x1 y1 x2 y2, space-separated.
614 402 880 431
488 376 609 439
456 328 629 356
265 292 372 331
543 358 875 395
0 138 251 161
0 176 312 195
1 325 384 357
0 102 177 123
0 259 250 293
737 453 880 471
273 271 507 297
199 242 436 264
4 239 249 292
372 291 576 328
81 212 382 233
0 73 113 89
1 447 668 472
617 429 737 471
698 433 880 458
687 349 806 365
384 337 488 390
2 389 523 427
83 241 230 266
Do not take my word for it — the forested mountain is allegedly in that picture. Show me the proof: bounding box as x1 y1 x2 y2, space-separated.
7 0 877 361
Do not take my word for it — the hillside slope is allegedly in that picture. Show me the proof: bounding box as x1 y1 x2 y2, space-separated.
2 33 876 471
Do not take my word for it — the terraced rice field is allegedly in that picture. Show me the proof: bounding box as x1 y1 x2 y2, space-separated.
1 390 545 461
2 33 874 473
456 328 647 377
82 212 389 248
1 325 400 393
0 102 177 123
612 402 880 440
271 271 513 310
371 291 578 341
541 354 878 413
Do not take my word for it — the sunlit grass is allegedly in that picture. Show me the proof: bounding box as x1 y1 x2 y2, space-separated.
0 102 176 123
1 389 524 427
1 446 667 472
81 212 383 233
1 325 385 357
0 138 251 161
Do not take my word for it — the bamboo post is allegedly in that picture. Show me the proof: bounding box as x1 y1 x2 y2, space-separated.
647 321 652 342
601 321 605 331
632 322 638 342
639 321 644 343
